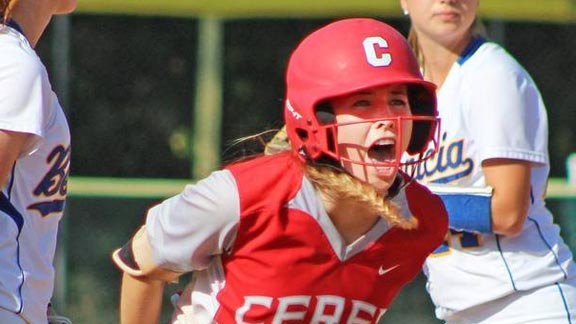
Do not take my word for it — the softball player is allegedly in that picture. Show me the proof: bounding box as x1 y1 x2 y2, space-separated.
400 0 576 322
0 0 76 323
113 18 448 324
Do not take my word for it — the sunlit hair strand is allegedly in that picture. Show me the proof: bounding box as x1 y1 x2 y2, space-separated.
302 163 418 230
1 0 17 24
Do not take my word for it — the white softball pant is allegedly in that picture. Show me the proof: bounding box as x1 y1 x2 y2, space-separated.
441 278 576 324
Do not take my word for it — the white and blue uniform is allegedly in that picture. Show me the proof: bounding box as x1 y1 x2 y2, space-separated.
0 22 71 324
407 37 576 323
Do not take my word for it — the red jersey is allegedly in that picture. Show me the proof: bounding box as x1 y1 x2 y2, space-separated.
144 153 447 324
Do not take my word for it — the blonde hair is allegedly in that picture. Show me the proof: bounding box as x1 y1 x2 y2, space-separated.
302 163 418 230
1 0 17 24
263 127 417 229
408 18 488 69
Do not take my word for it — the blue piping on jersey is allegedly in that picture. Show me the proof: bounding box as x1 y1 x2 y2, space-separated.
556 282 573 324
3 19 24 36
15 232 24 314
457 37 486 65
0 191 26 314
495 234 518 291
7 162 16 200
1 191 23 231
528 217 568 279
526 187 566 276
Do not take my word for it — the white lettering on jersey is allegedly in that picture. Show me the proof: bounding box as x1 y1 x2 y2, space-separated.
273 296 311 323
310 295 345 324
236 295 387 323
236 296 273 324
347 300 377 324
402 134 474 183
363 37 392 67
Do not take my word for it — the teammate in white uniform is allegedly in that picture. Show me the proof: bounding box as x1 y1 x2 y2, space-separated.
400 0 576 323
0 0 76 323
113 18 449 324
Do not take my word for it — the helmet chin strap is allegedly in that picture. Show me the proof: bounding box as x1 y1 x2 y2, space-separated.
387 174 403 199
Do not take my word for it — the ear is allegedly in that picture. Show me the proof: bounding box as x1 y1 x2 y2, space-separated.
400 0 409 15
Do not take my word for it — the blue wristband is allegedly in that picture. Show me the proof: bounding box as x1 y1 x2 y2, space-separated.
427 185 493 234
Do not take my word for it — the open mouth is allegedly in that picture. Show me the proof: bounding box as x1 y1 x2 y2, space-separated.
367 139 396 163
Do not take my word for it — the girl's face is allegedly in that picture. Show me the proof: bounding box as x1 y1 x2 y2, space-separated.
329 84 413 194
401 0 479 44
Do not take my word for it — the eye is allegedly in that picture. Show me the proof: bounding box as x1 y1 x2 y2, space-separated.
388 96 410 114
352 99 372 109
390 98 407 106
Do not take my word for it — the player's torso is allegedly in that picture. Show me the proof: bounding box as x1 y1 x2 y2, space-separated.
0 25 71 217
183 155 441 324
417 40 576 315
216 201 412 323
0 27 71 324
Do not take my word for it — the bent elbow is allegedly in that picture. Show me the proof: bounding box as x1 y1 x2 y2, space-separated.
494 222 524 237
492 212 527 237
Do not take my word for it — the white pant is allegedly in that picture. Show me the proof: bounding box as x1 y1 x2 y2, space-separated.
442 279 576 324
0 307 28 324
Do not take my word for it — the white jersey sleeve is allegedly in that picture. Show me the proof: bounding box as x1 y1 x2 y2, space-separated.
145 170 240 273
462 46 548 165
0 31 45 142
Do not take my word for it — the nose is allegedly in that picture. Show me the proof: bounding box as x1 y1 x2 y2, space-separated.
372 119 396 131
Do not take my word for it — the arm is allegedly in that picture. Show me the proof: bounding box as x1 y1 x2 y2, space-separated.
461 57 544 237
113 227 182 324
113 170 240 322
428 158 531 236
482 158 531 237
120 273 165 324
0 130 29 188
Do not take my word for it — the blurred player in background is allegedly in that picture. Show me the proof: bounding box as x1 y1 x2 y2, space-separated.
112 18 448 324
0 0 75 323
400 0 576 322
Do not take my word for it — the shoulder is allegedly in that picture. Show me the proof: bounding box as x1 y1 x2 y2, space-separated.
463 41 531 80
458 41 541 101
225 152 301 181
0 30 44 86
400 174 448 234
225 152 304 212
404 179 443 210
0 27 42 69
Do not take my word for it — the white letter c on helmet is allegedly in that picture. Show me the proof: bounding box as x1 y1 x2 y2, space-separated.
363 36 392 67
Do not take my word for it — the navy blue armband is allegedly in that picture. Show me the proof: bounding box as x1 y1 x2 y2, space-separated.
427 184 493 234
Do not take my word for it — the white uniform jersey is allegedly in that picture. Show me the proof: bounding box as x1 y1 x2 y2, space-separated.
407 38 576 316
0 24 71 324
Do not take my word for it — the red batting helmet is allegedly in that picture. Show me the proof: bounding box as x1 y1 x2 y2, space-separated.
284 18 439 166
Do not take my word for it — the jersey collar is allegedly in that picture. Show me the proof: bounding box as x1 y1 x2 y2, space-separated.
457 36 486 65
2 19 25 36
